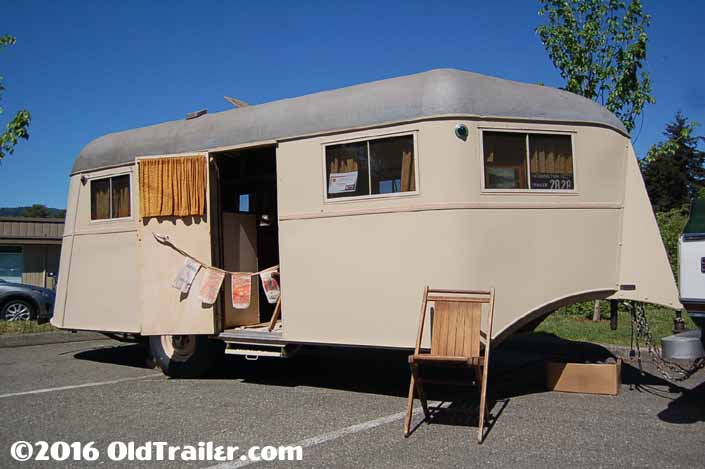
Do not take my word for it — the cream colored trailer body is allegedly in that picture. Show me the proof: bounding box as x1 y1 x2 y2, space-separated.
52 69 680 351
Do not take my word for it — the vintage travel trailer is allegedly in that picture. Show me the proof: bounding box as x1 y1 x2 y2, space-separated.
52 69 681 377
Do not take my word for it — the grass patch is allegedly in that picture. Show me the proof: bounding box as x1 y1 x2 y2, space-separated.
535 301 696 347
0 320 56 335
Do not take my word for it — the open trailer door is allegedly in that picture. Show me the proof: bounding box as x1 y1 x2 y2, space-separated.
135 152 217 335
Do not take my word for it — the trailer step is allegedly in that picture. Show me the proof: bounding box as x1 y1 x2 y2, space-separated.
225 347 285 359
217 326 285 346
223 342 299 360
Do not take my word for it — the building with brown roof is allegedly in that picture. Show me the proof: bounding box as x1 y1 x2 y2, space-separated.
0 217 64 288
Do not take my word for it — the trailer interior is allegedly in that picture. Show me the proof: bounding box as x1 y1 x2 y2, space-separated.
210 145 288 354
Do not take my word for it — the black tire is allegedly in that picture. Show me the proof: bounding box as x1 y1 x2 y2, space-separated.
1 299 36 321
149 335 225 378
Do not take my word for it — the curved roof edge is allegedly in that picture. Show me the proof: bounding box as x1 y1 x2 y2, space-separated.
72 68 628 174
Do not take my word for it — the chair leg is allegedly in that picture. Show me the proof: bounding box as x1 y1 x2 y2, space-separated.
477 365 489 444
404 373 416 437
410 364 430 420
267 297 282 332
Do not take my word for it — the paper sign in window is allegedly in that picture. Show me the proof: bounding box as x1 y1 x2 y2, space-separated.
328 171 358 194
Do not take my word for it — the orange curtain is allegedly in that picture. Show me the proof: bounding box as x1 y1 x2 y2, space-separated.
91 178 110 220
139 156 206 218
112 175 131 218
329 157 358 174
529 136 573 175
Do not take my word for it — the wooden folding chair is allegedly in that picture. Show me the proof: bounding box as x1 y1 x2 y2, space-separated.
403 286 496 443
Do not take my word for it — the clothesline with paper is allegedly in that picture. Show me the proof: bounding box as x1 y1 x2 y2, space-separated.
154 232 280 309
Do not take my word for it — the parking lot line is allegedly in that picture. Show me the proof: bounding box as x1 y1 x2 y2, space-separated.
208 405 436 469
0 373 163 400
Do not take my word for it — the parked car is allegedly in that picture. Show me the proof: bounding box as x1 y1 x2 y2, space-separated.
0 279 55 323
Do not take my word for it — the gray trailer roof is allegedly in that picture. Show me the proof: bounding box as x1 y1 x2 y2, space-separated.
72 68 627 174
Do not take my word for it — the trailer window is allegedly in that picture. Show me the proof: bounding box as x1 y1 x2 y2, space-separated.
325 141 369 199
483 132 528 189
237 193 251 213
483 131 574 191
90 174 131 220
325 134 416 199
529 134 574 190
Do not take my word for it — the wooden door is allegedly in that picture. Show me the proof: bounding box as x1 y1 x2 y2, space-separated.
135 153 216 335
222 213 260 327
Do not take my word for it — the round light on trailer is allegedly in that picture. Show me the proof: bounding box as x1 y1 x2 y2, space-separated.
455 124 469 141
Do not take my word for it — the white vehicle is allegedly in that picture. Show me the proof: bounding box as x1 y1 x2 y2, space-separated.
51 69 680 377
679 198 705 335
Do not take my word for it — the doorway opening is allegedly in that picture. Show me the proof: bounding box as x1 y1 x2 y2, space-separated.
211 145 279 330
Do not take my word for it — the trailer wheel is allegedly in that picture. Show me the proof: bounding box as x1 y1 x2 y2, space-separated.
149 335 224 378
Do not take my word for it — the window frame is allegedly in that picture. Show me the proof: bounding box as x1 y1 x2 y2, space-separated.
89 171 134 223
321 130 420 203
479 128 578 194
236 193 252 213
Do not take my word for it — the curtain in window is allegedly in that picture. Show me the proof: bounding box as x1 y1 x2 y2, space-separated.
139 156 206 218
112 175 131 218
530 135 573 175
328 157 358 174
400 151 415 192
91 178 111 220
326 141 369 198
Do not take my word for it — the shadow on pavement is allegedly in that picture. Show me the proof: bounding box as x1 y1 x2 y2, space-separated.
211 346 413 396
74 343 153 370
72 333 703 431
657 380 705 424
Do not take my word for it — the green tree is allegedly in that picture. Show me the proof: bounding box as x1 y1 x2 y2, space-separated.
640 113 705 212
655 207 689 278
0 35 30 161
21 204 52 218
19 204 65 218
536 0 654 132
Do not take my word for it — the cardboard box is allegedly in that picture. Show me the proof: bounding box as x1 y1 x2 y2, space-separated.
546 359 621 396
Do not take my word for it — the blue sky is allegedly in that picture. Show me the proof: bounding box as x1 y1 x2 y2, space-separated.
1 0 703 208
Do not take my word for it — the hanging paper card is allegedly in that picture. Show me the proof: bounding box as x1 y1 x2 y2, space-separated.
171 257 200 293
199 268 225 305
328 171 358 194
259 268 280 304
232 273 252 309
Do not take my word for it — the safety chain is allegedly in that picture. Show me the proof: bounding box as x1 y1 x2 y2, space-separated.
626 301 705 382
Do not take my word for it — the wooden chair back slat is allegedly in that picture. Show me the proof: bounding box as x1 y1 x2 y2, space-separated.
430 301 445 354
431 300 484 358
468 302 482 357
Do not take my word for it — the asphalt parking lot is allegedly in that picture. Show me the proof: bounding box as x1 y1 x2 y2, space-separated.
0 335 703 468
